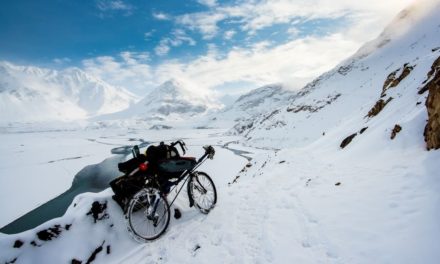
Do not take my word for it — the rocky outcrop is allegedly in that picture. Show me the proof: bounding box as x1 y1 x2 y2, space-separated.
340 133 357 149
391 124 402 139
382 63 414 97
366 64 414 119
418 56 440 94
287 94 341 113
367 97 393 117
423 57 440 150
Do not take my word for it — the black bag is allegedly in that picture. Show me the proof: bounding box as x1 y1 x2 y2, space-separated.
110 173 147 211
146 142 179 164
117 154 146 174
158 157 196 178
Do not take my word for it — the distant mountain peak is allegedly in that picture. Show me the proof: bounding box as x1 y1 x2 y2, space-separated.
0 61 139 123
93 78 222 126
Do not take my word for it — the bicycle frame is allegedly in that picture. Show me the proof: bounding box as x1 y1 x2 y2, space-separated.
123 143 217 241
141 148 212 215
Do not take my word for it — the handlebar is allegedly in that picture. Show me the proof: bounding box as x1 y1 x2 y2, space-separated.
170 140 187 155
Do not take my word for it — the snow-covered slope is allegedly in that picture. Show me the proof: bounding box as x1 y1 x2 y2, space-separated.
93 79 222 127
205 84 298 128
234 1 440 150
0 62 138 123
1 1 440 264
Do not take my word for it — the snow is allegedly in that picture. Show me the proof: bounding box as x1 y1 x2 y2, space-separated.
1 1 440 263
0 127 244 229
237 1 440 150
0 128 250 263
93 79 223 127
0 62 138 123
2 134 438 263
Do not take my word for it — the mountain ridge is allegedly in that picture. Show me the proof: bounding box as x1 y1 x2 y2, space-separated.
0 61 139 123
91 78 222 127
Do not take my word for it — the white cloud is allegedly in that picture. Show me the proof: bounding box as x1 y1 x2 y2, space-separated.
170 29 197 46
176 12 226 39
197 0 218 7
154 29 196 56
83 0 418 97
152 11 171 21
144 30 155 40
224 30 236 40
97 0 132 11
53 57 71 65
175 0 413 38
83 30 359 97
120 51 149 65
155 41 171 56
152 33 359 92
287 27 300 38
82 52 153 95
96 0 133 16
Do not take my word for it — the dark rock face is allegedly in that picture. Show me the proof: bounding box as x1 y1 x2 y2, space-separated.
391 124 402 139
419 56 440 94
13 240 23 248
367 97 393 117
36 225 63 241
85 241 105 264
87 201 108 223
382 63 414 97
340 133 357 149
287 94 341 113
423 58 440 150
359 127 368 134
367 63 414 119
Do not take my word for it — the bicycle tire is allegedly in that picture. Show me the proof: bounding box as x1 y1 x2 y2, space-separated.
126 187 170 241
188 171 217 214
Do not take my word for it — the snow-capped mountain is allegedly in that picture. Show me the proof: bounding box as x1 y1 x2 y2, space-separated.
1 1 440 264
234 1 440 150
0 62 138 123
93 79 222 127
205 84 298 128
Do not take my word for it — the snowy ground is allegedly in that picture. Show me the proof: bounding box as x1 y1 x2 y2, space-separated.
1 2 440 262
0 127 244 229
1 130 438 263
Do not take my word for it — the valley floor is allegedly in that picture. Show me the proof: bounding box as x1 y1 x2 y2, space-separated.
0 127 238 228
0 128 439 264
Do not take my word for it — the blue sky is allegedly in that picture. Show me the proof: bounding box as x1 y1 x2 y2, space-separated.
0 0 202 65
0 0 412 96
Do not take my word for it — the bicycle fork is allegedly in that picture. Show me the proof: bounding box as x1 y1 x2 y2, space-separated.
187 173 208 208
146 193 160 226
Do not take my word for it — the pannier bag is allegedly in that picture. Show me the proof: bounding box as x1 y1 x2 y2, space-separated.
117 154 146 174
158 157 196 178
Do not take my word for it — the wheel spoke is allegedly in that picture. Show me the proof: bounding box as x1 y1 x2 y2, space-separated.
190 173 217 213
127 188 170 241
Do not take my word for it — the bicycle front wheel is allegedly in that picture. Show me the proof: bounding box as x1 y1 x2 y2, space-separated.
188 172 217 214
126 187 170 241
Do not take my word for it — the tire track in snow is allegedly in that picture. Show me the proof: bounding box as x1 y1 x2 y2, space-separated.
234 185 269 263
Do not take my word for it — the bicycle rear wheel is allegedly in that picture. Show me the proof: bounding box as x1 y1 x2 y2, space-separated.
188 172 217 214
126 187 170 241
